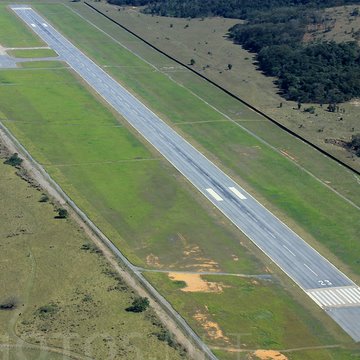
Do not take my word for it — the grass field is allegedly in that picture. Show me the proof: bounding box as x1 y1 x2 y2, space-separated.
29 3 360 280
0 67 261 274
7 48 58 58
91 1 360 170
0 156 184 360
18 60 69 68
145 272 360 359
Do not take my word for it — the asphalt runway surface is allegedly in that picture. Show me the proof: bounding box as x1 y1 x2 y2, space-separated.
11 5 360 341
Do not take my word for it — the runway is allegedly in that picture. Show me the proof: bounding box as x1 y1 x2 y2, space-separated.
10 5 360 341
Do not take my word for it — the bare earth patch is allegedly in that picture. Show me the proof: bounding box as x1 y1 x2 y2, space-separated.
193 311 229 343
183 244 220 272
254 349 288 360
168 273 228 293
146 253 162 268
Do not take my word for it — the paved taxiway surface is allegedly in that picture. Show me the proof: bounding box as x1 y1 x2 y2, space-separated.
11 5 360 341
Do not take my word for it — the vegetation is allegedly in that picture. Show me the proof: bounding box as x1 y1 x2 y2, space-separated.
126 296 150 312
228 5 360 103
7 48 58 58
4 153 23 167
56 208 68 219
0 154 183 360
39 193 49 202
107 0 360 19
145 272 357 358
107 0 360 103
345 133 360 156
0 297 18 311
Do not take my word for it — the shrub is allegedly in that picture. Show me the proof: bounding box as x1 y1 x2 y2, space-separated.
56 208 68 219
39 194 49 203
0 297 18 310
4 153 23 167
126 297 150 313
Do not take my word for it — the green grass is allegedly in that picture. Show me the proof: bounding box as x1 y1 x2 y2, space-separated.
18 60 69 68
0 68 260 273
0 5 44 47
7 48 58 58
145 272 359 359
33 3 360 278
0 160 183 360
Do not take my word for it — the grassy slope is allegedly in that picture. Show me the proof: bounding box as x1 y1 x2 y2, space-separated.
0 161 183 360
145 272 360 359
7 48 58 58
32 3 360 278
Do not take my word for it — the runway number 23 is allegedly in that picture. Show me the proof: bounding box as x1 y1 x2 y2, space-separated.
318 279 332 286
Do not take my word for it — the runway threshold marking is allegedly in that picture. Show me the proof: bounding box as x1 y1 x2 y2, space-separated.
206 188 223 201
229 186 247 200
304 263 318 276
307 286 360 308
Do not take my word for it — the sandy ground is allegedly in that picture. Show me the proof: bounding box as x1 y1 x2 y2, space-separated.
169 272 228 293
194 312 229 343
254 350 288 360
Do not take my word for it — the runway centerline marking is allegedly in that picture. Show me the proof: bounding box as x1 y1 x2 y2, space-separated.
206 188 223 202
304 263 318 276
282 244 296 257
229 186 247 200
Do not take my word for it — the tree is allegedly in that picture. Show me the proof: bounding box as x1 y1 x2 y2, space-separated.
227 63 233 70
126 297 150 313
4 153 23 167
56 208 68 219
189 58 196 66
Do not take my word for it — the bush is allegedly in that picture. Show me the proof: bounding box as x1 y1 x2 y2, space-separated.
36 303 59 317
56 208 68 219
126 297 150 313
0 297 18 311
39 194 49 203
4 153 23 167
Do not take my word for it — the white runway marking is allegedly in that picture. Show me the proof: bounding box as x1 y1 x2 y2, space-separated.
31 23 36 28
42 23 48 27
206 188 223 201
307 286 360 308
229 187 247 200
12 7 31 10
304 263 318 276
282 244 296 256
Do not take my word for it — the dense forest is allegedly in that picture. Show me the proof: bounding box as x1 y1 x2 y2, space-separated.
107 0 360 103
108 0 360 19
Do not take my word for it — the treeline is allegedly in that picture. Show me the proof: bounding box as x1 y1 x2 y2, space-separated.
107 0 360 18
108 0 360 103
228 4 360 103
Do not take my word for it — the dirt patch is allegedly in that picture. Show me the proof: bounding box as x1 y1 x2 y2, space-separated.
168 272 228 293
350 99 360 107
146 253 162 268
183 244 220 271
193 311 229 343
254 350 288 360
